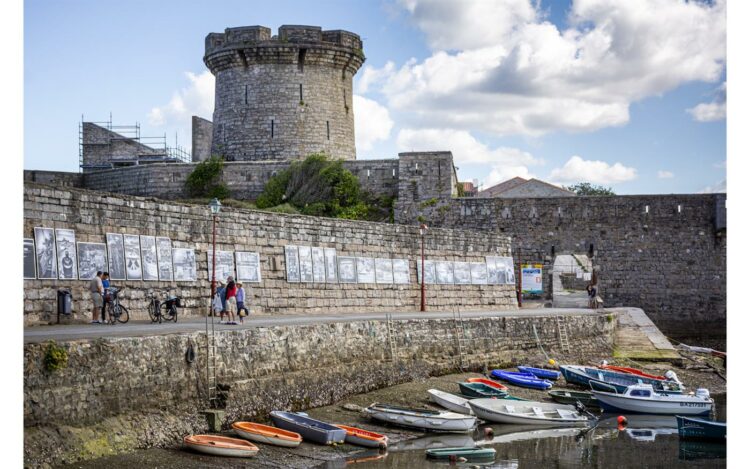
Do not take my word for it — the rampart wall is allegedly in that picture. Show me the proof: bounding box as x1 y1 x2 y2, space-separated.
23 183 515 324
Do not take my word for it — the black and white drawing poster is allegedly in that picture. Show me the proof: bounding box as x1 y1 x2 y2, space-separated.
77 242 107 280
498 256 516 285
470 262 488 285
156 237 173 281
324 248 337 283
338 256 357 283
284 245 300 282
453 262 472 285
124 234 142 280
24 238 36 279
356 257 376 283
311 247 326 283
34 227 57 279
235 251 261 283
487 256 515 285
140 236 159 281
392 259 410 284
416 259 436 284
172 248 196 281
375 258 394 284
106 233 126 280
298 246 314 282
435 261 455 284
55 228 78 280
207 250 235 282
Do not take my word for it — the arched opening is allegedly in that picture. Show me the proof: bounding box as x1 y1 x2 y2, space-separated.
551 254 593 308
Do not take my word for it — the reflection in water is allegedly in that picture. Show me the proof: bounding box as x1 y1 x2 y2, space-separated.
679 440 727 460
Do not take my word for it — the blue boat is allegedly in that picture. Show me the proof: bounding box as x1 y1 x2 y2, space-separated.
560 365 683 394
490 369 553 390
270 411 347 445
676 415 726 442
517 366 561 380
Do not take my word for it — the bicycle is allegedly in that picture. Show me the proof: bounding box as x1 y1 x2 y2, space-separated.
105 287 130 324
148 293 181 323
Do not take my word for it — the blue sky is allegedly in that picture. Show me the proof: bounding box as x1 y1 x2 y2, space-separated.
24 0 727 194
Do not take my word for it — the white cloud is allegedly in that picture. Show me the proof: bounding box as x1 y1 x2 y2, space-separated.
687 82 727 122
148 71 215 127
483 165 535 189
355 62 395 94
353 95 394 152
548 155 637 185
657 170 674 179
370 0 726 136
699 179 726 193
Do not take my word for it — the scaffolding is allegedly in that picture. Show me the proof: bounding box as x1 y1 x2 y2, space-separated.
79 113 191 171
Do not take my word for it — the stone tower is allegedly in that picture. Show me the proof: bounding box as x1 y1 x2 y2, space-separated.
204 25 365 161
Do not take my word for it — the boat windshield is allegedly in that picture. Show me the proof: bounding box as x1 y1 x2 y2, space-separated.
630 389 651 397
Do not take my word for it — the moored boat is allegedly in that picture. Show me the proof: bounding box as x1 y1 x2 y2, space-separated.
458 381 508 398
467 399 590 426
560 365 683 393
364 403 477 433
490 370 553 390
548 390 599 407
591 384 713 416
466 377 508 391
428 388 474 415
270 411 347 445
517 366 561 380
598 361 666 380
425 446 496 460
334 424 388 448
231 422 302 448
676 415 726 442
183 435 259 457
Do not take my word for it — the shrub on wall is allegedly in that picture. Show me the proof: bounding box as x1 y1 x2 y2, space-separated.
185 156 230 199
44 341 68 372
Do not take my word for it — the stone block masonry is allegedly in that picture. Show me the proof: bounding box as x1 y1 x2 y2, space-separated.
23 182 516 324
23 310 615 466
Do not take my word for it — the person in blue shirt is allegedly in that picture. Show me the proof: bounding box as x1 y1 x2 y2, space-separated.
101 272 110 322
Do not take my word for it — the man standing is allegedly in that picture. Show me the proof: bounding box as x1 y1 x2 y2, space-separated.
101 272 110 323
89 271 104 324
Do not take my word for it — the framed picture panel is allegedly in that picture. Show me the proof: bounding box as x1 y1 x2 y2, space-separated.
416 259 436 285
106 233 126 280
284 245 300 282
470 262 488 285
172 248 197 281
156 237 174 281
453 261 472 285
337 256 357 283
375 258 394 284
34 227 57 279
435 261 455 285
324 248 338 283
140 235 159 281
207 250 235 282
356 257 375 284
77 242 107 280
23 238 36 279
392 259 410 284
236 251 261 283
123 234 142 280
312 247 326 283
55 228 78 280
298 246 314 282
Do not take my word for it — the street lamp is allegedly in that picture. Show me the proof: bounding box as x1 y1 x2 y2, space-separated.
419 223 428 312
209 198 222 300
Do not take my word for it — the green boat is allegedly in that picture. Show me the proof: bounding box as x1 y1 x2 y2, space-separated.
458 382 508 398
548 390 600 407
425 446 496 460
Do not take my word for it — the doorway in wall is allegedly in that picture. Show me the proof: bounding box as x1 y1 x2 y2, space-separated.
551 254 593 308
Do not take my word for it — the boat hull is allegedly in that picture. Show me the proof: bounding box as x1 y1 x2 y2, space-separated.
365 404 477 433
517 366 561 380
490 370 552 390
184 435 259 457
548 390 599 407
592 392 713 416
676 416 726 442
458 382 507 398
468 399 589 426
561 365 682 394
270 411 346 445
334 425 388 448
428 389 474 415
232 425 302 448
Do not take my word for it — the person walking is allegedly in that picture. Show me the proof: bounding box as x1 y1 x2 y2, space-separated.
236 282 248 324
89 271 104 324
101 272 110 323
225 276 238 325
216 280 227 324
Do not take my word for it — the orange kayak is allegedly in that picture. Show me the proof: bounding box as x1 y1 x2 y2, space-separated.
467 377 508 391
598 365 665 380
232 421 302 448
334 424 388 448
184 434 259 457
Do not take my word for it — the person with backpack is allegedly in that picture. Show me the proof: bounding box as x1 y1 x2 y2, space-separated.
224 276 238 325
215 280 227 323
236 282 249 324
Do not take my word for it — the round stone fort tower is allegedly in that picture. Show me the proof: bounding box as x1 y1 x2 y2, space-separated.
204 25 365 161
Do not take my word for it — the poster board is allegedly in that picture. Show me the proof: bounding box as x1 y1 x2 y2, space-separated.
77 242 107 280
156 237 174 281
312 247 326 283
106 233 126 280
285 246 300 282
356 257 376 283
521 264 544 294
338 256 357 283
236 251 261 283
34 227 57 279
324 248 338 283
140 236 159 281
207 250 235 282
55 228 78 280
123 234 142 280
375 258 394 284
23 238 36 279
172 248 196 281
392 259 410 284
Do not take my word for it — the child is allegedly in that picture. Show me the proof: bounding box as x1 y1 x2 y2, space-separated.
236 282 248 324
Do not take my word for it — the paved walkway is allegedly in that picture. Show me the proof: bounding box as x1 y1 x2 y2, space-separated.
613 307 681 362
24 308 602 344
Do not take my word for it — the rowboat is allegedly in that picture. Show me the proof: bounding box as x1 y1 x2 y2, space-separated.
517 366 561 380
547 390 599 407
466 377 508 391
458 381 508 398
231 422 302 448
364 403 477 433
425 446 496 461
490 370 553 390
269 411 346 445
334 424 388 448
598 361 666 380
428 389 474 415
467 398 590 426
183 435 259 457
591 384 713 416
676 415 726 442
560 365 683 393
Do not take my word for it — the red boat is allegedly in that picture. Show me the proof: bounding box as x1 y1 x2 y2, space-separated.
466 377 509 391
598 364 666 380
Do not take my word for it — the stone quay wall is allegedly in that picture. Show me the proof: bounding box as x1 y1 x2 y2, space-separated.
410 193 726 340
24 311 615 466
23 182 515 324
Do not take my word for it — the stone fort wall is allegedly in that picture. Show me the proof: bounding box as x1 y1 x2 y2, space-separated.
23 182 517 324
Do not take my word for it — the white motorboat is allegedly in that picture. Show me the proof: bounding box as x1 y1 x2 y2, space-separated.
467 399 590 426
364 403 477 433
591 384 713 416
428 389 474 415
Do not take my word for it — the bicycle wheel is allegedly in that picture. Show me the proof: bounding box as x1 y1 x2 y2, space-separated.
106 302 116 325
170 305 178 323
148 299 159 323
157 305 163 324
116 304 129 324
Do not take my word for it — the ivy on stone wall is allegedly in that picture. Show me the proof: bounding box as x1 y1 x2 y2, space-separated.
185 156 230 199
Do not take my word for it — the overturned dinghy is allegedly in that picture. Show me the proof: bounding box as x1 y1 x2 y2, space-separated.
468 399 590 426
270 411 346 445
364 403 477 433
183 435 259 458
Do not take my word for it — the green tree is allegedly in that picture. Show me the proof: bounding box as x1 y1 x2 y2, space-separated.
185 156 230 199
565 182 615 196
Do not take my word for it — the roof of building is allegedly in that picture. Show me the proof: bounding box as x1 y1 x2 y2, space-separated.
479 177 575 198
478 177 528 197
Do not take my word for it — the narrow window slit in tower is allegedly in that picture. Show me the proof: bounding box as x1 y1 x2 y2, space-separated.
298 49 307 72
271 119 274 139
245 85 248 104
299 84 303 102
326 121 330 140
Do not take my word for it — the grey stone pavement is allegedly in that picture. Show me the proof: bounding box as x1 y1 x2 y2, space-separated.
23 307 605 344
